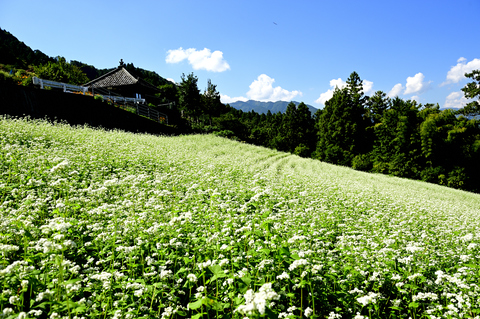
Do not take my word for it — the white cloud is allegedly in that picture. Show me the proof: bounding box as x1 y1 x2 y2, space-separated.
314 77 373 105
314 78 346 105
166 78 176 84
245 74 302 102
404 72 430 95
410 95 419 102
220 94 248 104
363 80 374 95
165 47 230 72
388 83 404 97
444 91 470 109
442 57 480 85
330 78 347 90
220 74 301 103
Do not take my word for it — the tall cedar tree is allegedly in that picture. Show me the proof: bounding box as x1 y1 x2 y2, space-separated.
178 73 202 122
370 97 422 177
314 72 368 166
277 102 316 157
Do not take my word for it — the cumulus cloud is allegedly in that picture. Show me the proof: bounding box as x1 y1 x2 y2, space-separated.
165 47 230 72
314 78 347 105
444 91 470 109
220 74 301 103
166 78 176 84
363 80 374 95
314 78 373 105
404 72 430 95
220 94 248 104
442 57 480 85
388 83 404 97
246 74 302 102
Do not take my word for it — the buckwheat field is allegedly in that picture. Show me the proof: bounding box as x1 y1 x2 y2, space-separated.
1 117 479 319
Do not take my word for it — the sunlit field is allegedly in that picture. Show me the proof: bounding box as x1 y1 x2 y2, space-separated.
1 117 479 319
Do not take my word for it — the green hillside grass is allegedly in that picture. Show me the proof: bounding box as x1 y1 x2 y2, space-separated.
1 117 479 319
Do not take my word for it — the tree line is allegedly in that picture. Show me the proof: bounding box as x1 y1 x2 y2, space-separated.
167 71 480 193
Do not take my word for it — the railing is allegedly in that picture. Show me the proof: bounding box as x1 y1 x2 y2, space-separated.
102 95 145 104
32 76 168 124
33 77 88 95
136 104 169 124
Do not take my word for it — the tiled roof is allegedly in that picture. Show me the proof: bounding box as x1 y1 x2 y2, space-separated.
84 67 139 88
84 67 159 93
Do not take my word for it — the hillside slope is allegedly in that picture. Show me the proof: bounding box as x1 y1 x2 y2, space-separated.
1 117 479 318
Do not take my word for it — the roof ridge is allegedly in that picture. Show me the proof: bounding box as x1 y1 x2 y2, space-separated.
84 67 139 87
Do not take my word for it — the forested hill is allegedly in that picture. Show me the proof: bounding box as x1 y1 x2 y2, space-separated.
0 28 54 68
229 100 318 114
0 27 169 86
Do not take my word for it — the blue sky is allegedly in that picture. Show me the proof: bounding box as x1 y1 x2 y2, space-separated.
1 0 479 109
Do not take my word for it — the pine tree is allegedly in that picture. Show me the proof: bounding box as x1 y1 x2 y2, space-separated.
314 72 368 166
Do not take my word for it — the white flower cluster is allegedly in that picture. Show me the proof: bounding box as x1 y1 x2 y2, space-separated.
91 272 113 290
328 311 342 319
0 244 19 255
412 292 438 301
357 292 380 307
288 259 309 271
276 271 290 280
187 273 197 282
235 283 280 316
49 159 69 173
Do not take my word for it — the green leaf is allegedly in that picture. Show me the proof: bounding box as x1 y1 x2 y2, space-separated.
408 301 419 308
208 264 226 281
188 299 203 310
279 246 290 257
192 313 205 319
260 248 271 255
176 267 187 275
241 275 251 286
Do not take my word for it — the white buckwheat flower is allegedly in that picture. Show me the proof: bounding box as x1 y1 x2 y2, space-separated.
236 283 280 316
289 259 309 271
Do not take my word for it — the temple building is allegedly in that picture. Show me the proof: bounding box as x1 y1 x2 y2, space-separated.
84 59 160 104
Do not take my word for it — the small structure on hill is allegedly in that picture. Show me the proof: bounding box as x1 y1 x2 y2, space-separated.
84 59 160 104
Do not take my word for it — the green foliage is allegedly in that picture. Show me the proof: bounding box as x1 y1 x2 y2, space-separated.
156 82 179 104
370 97 422 178
1 117 480 319
277 102 315 156
178 73 202 121
0 70 16 85
459 70 480 117
0 27 54 68
70 60 113 81
34 57 89 85
315 72 369 166
203 79 226 120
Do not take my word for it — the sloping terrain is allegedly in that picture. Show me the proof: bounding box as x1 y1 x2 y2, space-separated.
1 117 479 319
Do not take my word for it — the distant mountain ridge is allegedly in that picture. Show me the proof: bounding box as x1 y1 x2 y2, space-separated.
229 100 319 115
